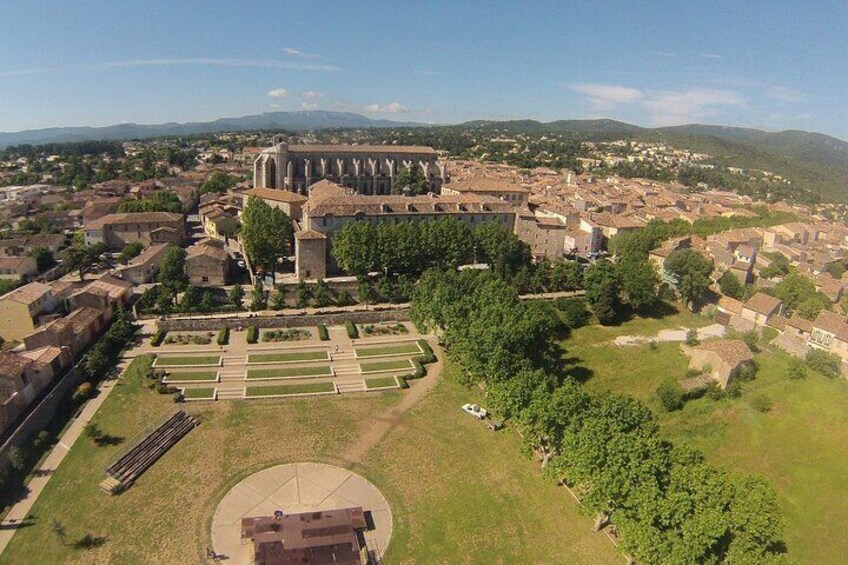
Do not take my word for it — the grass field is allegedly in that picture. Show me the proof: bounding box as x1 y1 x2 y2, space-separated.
245 382 336 397
155 355 220 366
247 351 328 363
165 371 218 382
360 359 413 374
561 314 848 564
355 342 421 358
365 377 398 389
360 363 617 563
183 387 216 400
246 366 332 379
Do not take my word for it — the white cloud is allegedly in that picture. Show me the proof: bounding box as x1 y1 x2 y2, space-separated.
300 102 319 110
302 90 325 100
569 83 643 110
266 88 288 98
100 58 339 72
569 82 745 126
767 86 805 103
702 53 723 59
282 47 323 59
363 102 410 114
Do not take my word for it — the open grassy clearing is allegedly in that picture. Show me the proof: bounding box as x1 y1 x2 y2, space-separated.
183 387 216 400
246 366 332 379
360 363 617 563
247 350 327 363
355 342 421 358
0 355 401 564
359 359 413 374
560 316 848 564
245 382 336 397
364 376 398 389
165 371 218 382
155 355 220 366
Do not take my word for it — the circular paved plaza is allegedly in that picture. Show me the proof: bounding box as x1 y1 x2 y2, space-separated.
211 462 392 563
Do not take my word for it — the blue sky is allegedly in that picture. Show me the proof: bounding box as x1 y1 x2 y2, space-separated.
1 1 846 140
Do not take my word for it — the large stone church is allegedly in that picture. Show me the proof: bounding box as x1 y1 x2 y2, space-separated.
253 136 447 195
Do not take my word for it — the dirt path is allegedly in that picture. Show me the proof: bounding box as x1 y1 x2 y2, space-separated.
336 339 445 465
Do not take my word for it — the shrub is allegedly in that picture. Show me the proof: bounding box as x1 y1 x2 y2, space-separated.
217 326 229 345
787 357 806 380
150 330 166 347
750 396 773 413
741 330 759 352
155 382 180 395
72 382 93 404
556 297 590 329
173 391 184 403
656 377 685 411
336 289 354 306
736 360 759 382
648 340 658 351
33 430 50 450
806 349 842 378
397 375 410 389
345 320 358 339
416 339 436 364
705 381 725 400
317 323 329 341
246 325 258 344
685 329 699 347
725 381 743 398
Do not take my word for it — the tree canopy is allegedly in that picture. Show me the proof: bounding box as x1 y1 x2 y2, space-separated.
240 196 293 273
391 165 429 195
665 249 713 309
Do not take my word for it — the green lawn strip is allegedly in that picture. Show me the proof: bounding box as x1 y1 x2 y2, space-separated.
247 350 328 363
245 382 336 397
246 365 333 379
164 371 218 382
360 359 413 373
365 376 398 389
155 355 220 366
355 342 422 358
182 387 216 400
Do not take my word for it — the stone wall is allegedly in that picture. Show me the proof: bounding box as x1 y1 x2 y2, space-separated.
158 308 410 332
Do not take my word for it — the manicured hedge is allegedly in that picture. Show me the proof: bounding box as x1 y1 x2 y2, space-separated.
217 326 229 345
317 323 329 341
345 320 358 339
416 339 435 364
151 330 166 347
246 325 258 344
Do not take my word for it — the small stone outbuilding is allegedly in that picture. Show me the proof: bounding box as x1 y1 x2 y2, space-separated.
688 339 754 389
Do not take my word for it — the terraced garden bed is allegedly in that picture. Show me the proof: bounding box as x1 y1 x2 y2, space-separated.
360 359 414 373
261 328 312 342
245 382 336 397
246 366 333 379
164 371 219 382
355 342 421 358
247 351 328 363
365 376 399 390
182 387 217 400
155 355 221 367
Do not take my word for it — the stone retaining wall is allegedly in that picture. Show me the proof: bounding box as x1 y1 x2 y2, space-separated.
158 309 410 332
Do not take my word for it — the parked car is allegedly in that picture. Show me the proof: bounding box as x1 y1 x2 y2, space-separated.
461 403 488 419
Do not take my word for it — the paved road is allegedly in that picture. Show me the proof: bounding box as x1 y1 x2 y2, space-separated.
0 359 130 557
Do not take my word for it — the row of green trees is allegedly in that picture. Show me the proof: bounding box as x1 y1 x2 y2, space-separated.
117 191 184 213
331 218 532 278
410 269 787 563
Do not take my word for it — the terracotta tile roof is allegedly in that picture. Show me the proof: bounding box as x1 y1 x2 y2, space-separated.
74 275 132 300
812 310 847 335
282 144 437 155
717 296 744 315
127 243 170 266
446 178 530 193
787 314 813 333
19 345 63 369
694 339 753 365
244 188 308 203
186 239 229 261
743 292 782 316
83 211 183 230
295 229 327 240
767 315 787 330
1 282 51 305
0 351 32 377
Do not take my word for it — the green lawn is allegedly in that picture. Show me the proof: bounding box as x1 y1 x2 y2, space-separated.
355 342 421 358
182 387 216 400
246 366 332 379
155 355 220 366
360 363 618 563
560 315 848 564
365 377 398 389
0 354 401 564
360 359 413 374
165 371 218 382
247 350 328 363
245 382 336 397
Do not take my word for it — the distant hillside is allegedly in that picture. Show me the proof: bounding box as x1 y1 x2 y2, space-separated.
461 119 848 202
0 111 422 148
